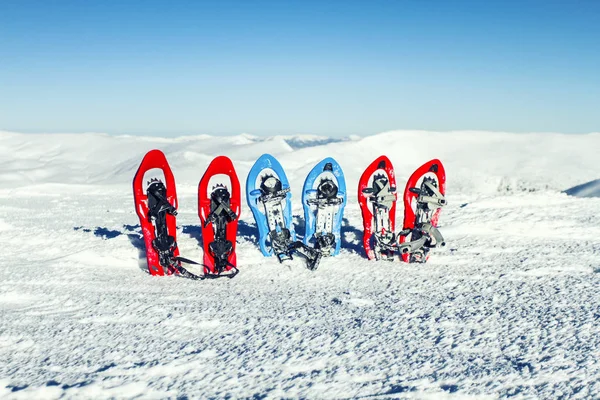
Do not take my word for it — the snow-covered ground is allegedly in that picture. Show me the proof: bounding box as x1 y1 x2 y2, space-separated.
1 129 599 399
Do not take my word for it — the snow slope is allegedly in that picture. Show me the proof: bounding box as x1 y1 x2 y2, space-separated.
1 129 599 399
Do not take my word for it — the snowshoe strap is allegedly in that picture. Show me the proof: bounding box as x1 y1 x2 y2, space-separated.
175 256 201 265
259 187 290 204
307 197 343 206
288 241 322 271
147 183 177 218
203 202 237 228
415 181 447 208
373 229 398 261
276 251 293 263
209 239 234 274
172 256 238 280
269 227 294 259
152 234 176 252
315 232 336 255
371 194 396 208
367 177 396 209
204 264 239 279
150 232 178 275
398 236 428 255
397 223 445 255
154 247 204 280
268 226 323 270
374 231 397 252
172 257 205 280
423 223 445 247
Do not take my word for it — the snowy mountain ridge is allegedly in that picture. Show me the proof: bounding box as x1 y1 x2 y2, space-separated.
1 129 598 195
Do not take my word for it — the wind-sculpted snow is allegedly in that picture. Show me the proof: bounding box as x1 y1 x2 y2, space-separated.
0 130 599 398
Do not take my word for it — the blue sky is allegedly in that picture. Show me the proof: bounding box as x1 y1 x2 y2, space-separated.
0 0 598 136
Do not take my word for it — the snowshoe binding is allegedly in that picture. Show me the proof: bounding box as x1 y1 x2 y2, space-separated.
363 172 398 261
147 179 179 273
203 184 239 276
305 176 342 255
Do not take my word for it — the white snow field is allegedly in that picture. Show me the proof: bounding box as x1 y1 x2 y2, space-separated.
1 129 599 399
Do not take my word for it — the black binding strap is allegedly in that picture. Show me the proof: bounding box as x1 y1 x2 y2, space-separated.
204 185 238 274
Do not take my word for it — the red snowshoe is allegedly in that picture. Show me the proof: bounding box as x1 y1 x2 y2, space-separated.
133 149 181 276
198 156 241 277
358 155 398 261
399 159 447 263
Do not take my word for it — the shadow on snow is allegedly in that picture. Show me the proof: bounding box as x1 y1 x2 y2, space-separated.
72 215 367 268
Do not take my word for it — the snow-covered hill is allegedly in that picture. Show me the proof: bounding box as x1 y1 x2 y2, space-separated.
1 130 599 399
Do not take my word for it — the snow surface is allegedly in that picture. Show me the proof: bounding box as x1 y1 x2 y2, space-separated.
1 129 600 399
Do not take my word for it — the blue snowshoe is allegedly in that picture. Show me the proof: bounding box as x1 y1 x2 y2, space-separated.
302 158 346 257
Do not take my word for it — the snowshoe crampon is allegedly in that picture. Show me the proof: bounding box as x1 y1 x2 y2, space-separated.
246 154 322 270
199 156 241 278
358 155 398 261
302 158 346 257
399 159 447 263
